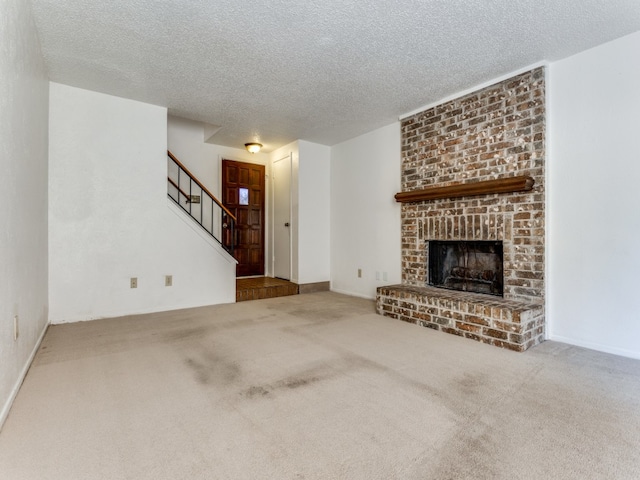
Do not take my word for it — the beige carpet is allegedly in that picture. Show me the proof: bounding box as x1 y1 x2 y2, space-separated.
1 292 639 479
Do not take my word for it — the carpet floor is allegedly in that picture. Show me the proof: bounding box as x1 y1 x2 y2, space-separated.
1 292 639 479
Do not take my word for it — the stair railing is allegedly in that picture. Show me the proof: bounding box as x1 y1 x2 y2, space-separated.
167 150 235 254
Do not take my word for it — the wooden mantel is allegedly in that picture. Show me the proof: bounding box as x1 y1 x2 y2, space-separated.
394 175 535 203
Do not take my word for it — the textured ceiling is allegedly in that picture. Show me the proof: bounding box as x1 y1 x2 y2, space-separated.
30 0 640 152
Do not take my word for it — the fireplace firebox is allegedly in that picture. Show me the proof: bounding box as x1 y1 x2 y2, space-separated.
428 241 503 296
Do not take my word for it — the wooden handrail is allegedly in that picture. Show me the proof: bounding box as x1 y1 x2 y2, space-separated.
394 175 535 203
167 177 191 203
167 150 236 221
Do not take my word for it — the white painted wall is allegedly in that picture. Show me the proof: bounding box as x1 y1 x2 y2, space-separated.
167 115 271 275
330 123 402 298
0 0 49 426
167 115 269 195
547 31 640 359
49 84 236 324
298 140 331 284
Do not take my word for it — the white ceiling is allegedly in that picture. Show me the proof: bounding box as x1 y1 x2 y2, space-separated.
30 0 640 152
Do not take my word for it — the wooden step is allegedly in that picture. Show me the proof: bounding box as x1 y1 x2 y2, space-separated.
236 277 299 302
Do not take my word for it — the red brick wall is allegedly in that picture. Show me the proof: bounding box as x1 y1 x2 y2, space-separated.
400 68 545 303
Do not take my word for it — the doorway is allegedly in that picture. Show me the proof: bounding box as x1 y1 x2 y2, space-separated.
222 159 265 277
273 155 292 280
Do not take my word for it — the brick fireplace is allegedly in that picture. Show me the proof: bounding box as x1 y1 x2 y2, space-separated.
376 68 545 352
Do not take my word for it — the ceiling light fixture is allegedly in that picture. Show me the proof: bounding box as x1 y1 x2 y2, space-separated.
245 142 262 154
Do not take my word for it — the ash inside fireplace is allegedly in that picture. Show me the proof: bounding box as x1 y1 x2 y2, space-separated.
428 240 503 296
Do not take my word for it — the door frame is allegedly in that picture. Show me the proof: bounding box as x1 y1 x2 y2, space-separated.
272 154 293 280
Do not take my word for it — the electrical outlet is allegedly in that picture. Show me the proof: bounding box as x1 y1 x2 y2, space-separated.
13 315 19 341
383 272 388 281
130 277 138 289
165 275 172 287
376 271 380 280
357 268 362 278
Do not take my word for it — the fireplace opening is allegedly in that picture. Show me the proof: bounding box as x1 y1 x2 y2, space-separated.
428 240 503 296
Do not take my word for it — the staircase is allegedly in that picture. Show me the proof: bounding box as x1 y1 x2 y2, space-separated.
167 150 235 252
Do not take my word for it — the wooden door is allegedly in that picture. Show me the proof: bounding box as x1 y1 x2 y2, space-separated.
222 160 265 277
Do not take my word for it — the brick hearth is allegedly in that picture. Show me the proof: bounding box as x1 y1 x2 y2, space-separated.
377 68 546 352
377 285 544 352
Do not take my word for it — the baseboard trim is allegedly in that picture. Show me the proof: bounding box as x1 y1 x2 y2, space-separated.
0 322 49 432
298 281 330 294
329 287 376 300
547 334 640 360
